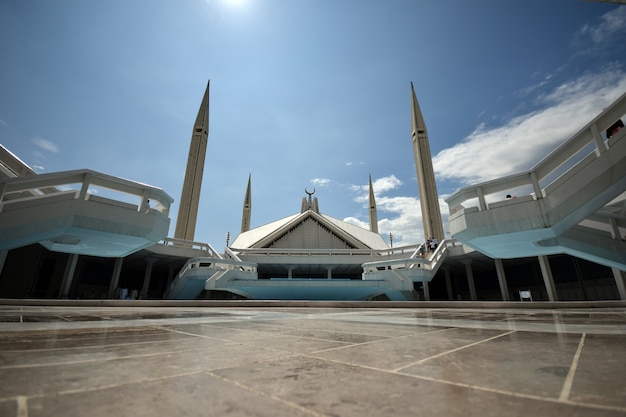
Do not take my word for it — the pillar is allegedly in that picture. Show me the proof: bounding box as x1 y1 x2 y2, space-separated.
140 258 156 299
107 258 124 298
538 255 558 301
0 250 7 278
494 259 509 301
464 261 477 301
444 266 453 300
59 254 79 299
166 264 176 289
423 281 430 301
612 267 626 300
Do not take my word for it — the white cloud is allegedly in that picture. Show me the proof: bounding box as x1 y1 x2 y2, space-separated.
0 119 7 127
373 175 402 194
311 178 330 187
351 175 402 202
433 69 626 184
579 6 626 43
344 67 626 247
32 136 59 153
344 174 450 246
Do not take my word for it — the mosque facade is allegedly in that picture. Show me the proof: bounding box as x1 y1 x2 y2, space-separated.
0 83 624 302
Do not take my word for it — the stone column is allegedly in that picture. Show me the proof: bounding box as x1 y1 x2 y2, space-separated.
444 266 453 300
107 258 124 298
59 254 79 299
166 264 176 290
612 267 626 300
423 281 430 301
140 258 156 299
538 255 558 301
494 259 509 301
463 261 477 301
0 250 7 277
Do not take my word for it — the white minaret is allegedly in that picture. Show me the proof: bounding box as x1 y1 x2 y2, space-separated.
241 174 252 233
411 82 444 242
174 80 210 241
368 174 379 234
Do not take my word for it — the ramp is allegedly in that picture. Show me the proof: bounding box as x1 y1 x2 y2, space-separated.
446 92 626 269
0 169 173 257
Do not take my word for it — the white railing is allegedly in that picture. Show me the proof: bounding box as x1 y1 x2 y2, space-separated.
223 246 242 261
446 91 626 213
158 237 222 257
0 168 173 215
167 256 258 293
0 144 38 177
362 239 452 273
229 243 423 258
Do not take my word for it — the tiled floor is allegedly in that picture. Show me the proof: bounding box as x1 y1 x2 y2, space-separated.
0 303 625 416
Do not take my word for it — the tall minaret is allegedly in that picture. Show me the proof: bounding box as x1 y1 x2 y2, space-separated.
410 82 444 242
241 174 252 233
174 80 210 241
368 174 379 234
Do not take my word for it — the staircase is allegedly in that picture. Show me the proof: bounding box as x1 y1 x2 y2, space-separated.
446 92 626 270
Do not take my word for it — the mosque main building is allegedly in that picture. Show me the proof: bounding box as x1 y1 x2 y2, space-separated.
0 82 624 302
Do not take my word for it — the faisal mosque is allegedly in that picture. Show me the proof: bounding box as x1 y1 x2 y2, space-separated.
0 82 624 302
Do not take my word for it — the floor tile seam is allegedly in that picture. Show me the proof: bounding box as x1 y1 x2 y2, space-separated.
0 335 209 354
0 317 255 332
392 330 517 372
16 395 27 417
196 320 423 340
0 326 167 337
305 327 453 355
194 322 425 348
189 321 386 346
494 313 536 322
284 325 403 338
392 370 626 413
300 354 626 414
327 314 626 335
203 370 332 417
194 321 305 335
306 319 454 336
0 345 226 370
71 313 116 321
559 333 586 402
0 370 208 404
52 314 73 322
285 327 423 340
153 325 250 343
0 332 175 346
157 323 357 349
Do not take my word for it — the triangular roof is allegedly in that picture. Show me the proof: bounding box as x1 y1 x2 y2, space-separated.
230 209 388 250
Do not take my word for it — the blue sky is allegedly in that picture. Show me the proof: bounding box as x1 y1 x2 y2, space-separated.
1 0 625 249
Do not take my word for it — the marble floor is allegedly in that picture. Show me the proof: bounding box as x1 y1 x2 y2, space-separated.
0 303 625 416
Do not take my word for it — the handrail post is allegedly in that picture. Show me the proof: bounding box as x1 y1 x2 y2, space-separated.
139 189 150 212
477 187 487 211
0 182 6 213
78 172 92 200
590 123 606 155
530 171 542 199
